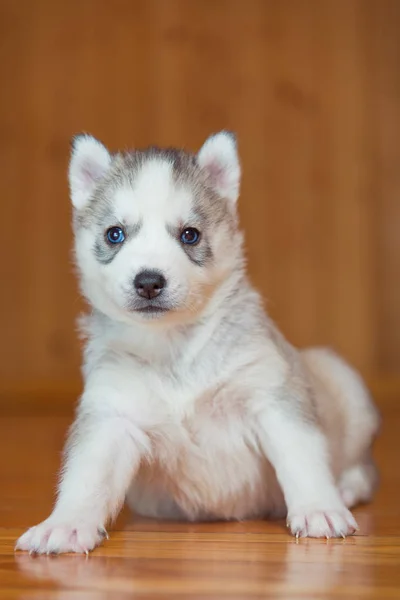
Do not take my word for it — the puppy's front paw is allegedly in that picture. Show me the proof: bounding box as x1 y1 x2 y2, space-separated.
288 509 358 539
15 517 107 555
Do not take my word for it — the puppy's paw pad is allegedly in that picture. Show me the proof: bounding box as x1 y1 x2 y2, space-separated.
288 509 358 539
15 519 105 555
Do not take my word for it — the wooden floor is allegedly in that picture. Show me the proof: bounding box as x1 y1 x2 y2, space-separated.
1 388 399 599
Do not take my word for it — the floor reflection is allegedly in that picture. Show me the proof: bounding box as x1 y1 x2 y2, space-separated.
15 532 374 599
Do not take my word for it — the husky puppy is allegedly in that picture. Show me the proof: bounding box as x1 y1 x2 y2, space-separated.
16 132 379 554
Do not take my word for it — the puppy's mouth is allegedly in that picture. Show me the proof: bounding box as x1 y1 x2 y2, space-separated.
125 293 176 317
126 299 174 316
134 305 170 314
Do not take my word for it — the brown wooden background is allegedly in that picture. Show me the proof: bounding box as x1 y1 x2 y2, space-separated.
1 0 399 395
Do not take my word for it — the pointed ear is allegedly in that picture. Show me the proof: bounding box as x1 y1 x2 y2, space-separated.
197 131 241 203
69 134 111 210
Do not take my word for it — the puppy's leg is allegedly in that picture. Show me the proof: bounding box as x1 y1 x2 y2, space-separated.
338 457 379 508
16 409 149 555
257 404 358 538
301 347 380 466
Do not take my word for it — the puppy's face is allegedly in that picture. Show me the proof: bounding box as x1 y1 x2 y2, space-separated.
70 133 243 325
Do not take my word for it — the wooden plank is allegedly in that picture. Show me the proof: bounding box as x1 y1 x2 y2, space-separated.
0 0 399 389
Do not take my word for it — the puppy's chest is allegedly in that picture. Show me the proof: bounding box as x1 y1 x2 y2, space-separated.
149 374 256 467
120 352 258 470
136 377 266 518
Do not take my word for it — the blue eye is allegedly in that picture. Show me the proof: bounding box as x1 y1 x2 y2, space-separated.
180 228 200 245
106 226 125 244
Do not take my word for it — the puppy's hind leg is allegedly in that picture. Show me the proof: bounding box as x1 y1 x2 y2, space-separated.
301 347 381 466
338 456 379 508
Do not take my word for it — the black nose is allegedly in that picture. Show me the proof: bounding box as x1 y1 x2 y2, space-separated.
134 270 166 300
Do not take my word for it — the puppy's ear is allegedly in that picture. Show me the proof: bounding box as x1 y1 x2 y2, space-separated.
69 134 111 210
197 131 240 203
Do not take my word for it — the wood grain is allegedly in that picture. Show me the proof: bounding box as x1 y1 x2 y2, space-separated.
1 0 400 392
0 388 399 598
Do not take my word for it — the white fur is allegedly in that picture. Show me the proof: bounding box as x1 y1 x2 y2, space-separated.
197 131 241 203
16 133 380 555
114 159 193 222
69 135 111 209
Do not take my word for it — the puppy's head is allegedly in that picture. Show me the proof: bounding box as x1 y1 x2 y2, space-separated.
70 132 244 325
